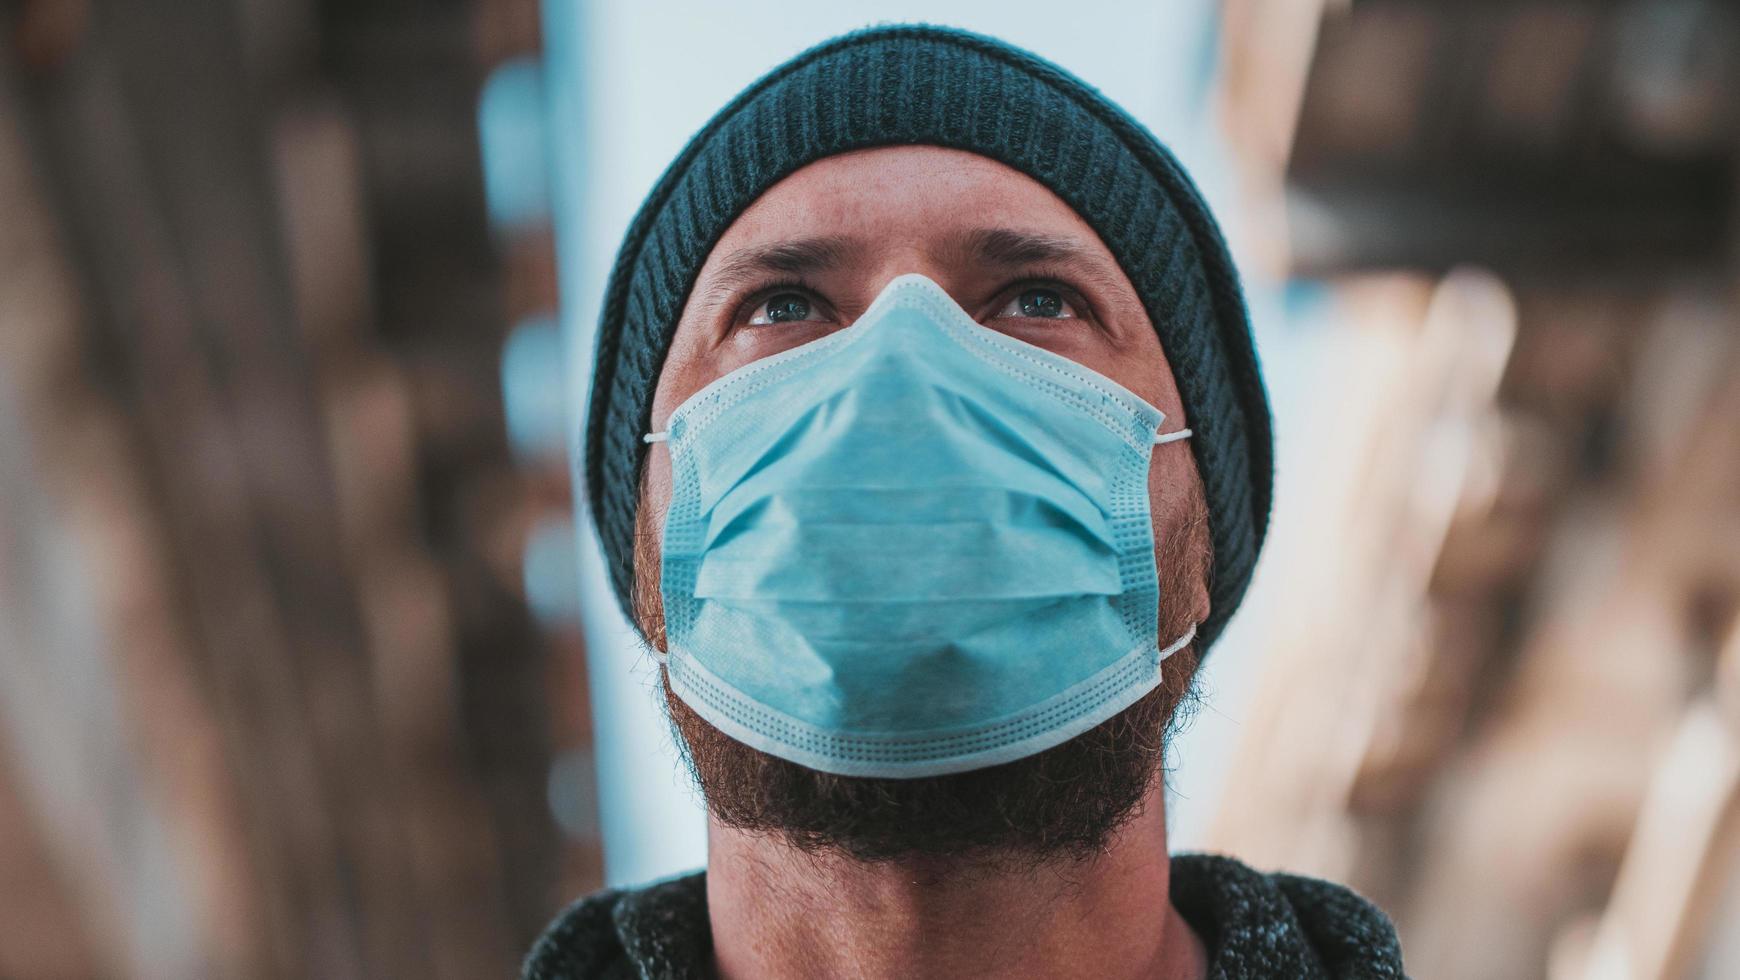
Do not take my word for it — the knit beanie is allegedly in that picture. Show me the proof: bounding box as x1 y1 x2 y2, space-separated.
583 23 1273 654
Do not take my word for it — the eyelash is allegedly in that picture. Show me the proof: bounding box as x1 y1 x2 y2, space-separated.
999 267 1096 322
737 277 830 326
733 271 1097 327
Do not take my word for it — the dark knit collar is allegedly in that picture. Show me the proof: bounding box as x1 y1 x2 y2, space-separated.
1169 854 1405 980
521 852 1405 979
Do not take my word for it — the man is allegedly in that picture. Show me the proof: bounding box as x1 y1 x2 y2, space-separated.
526 23 1406 980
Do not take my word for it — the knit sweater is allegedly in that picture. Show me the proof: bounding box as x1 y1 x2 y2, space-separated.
521 853 1406 979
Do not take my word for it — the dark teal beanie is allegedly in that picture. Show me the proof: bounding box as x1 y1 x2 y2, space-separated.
584 23 1273 654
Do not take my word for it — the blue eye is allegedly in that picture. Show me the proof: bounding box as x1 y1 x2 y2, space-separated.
749 291 826 326
996 287 1078 320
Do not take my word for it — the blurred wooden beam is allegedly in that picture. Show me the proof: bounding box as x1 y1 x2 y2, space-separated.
1207 269 1516 877
1580 695 1740 980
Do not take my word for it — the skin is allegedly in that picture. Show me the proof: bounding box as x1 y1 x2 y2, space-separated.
640 146 1212 980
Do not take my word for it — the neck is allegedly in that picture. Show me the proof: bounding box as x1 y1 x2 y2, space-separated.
705 781 1206 980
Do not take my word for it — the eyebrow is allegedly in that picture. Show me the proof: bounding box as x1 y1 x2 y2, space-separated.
709 235 861 291
944 227 1093 268
950 227 1133 300
700 226 1121 303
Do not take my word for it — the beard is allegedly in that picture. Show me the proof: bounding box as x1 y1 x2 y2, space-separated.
631 479 1211 865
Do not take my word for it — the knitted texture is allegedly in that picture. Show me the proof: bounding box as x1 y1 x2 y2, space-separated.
584 23 1273 652
1170 854 1407 979
519 854 1406 979
521 872 713 980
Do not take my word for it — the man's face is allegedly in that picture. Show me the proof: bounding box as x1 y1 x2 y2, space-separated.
634 146 1212 861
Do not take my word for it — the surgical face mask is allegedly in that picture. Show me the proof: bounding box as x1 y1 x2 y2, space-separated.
643 273 1195 778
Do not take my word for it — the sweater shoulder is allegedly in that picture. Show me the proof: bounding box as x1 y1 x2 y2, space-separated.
1170 852 1405 980
521 871 711 980
521 886 632 980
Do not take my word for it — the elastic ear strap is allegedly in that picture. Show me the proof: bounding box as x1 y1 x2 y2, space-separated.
644 431 669 444
1159 623 1197 662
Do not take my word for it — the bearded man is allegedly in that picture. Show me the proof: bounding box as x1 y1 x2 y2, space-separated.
524 24 1406 980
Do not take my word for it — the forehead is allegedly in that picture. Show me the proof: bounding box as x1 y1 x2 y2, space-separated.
706 145 1106 261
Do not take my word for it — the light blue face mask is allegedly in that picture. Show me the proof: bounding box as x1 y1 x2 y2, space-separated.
643 273 1195 778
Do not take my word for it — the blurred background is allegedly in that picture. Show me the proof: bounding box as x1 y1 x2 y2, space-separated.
1 0 1737 977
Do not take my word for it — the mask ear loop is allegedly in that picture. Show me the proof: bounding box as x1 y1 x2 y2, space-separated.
643 431 668 443
1159 623 1197 663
